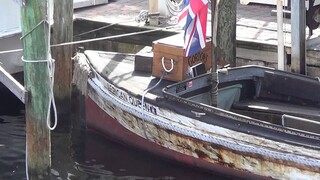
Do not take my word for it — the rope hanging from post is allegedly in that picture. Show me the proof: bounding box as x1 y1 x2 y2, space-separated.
20 0 58 131
46 0 58 131
21 56 58 131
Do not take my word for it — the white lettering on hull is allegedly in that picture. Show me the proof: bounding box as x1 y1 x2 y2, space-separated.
105 82 158 115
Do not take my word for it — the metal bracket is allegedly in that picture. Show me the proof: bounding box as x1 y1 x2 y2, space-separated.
191 111 206 118
12 0 26 6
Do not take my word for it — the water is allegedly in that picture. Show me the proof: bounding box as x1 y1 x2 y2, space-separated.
0 97 228 179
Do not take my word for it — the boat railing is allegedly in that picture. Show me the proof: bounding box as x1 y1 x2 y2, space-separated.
282 114 320 135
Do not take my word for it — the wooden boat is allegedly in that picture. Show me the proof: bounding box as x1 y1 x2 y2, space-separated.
74 50 320 179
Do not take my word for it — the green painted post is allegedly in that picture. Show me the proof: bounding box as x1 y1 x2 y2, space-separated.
51 0 74 117
21 0 51 179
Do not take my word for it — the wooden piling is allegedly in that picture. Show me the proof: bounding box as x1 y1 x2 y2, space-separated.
211 0 237 67
149 0 158 13
21 0 51 178
211 0 237 106
51 0 74 116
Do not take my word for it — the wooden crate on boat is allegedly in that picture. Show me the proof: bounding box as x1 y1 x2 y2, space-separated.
152 34 212 82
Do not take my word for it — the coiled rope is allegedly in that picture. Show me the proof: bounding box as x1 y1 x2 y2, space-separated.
165 0 184 16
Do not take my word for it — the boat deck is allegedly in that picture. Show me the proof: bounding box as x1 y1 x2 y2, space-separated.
85 51 171 100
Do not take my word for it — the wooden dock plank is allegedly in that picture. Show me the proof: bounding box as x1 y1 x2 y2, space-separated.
0 65 26 104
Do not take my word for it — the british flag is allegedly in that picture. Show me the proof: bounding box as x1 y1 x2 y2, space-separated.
178 0 208 57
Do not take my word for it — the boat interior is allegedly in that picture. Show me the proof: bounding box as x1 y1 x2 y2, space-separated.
163 65 320 135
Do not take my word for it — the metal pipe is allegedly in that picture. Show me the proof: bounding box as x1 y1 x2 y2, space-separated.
277 0 285 71
291 0 306 74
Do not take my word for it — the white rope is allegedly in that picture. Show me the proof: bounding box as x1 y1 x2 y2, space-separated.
46 56 58 131
0 48 23 55
161 57 174 73
165 0 184 16
141 74 164 138
74 22 116 37
46 0 58 131
141 56 174 138
21 56 50 63
0 27 167 55
20 20 46 40
135 10 149 23
51 28 163 47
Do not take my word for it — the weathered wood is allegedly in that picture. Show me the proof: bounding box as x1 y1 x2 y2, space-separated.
152 34 212 82
0 65 26 103
51 0 73 116
134 46 153 72
212 0 237 67
21 0 51 178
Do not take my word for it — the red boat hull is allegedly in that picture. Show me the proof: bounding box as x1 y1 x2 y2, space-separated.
85 96 266 179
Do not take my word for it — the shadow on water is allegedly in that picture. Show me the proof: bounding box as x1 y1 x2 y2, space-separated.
51 117 229 180
0 83 24 116
0 90 231 180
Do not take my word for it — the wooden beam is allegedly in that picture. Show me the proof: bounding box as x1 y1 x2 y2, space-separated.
0 65 26 103
21 0 51 178
51 0 73 116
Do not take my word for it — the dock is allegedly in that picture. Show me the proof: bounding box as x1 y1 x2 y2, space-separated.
2 0 320 103
1 1 320 178
74 0 320 77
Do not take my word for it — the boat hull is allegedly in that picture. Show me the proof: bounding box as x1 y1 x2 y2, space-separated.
84 76 320 179
85 89 264 179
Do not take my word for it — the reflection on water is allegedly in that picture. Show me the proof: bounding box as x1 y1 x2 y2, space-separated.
0 110 227 180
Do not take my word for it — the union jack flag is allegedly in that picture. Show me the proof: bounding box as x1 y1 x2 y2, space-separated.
178 0 208 57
